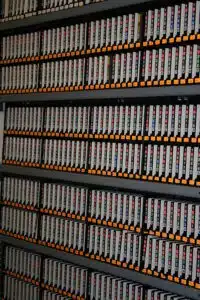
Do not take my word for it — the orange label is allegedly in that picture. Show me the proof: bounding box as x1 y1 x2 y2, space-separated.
174 79 179 85
183 36 189 41
175 179 180 184
189 180 195 186
188 78 194 84
195 283 200 289
174 277 179 283
182 179 187 185
168 275 173 281
180 79 186 85
166 80 171 85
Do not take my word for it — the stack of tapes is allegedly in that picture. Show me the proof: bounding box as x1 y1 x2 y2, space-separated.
110 52 141 88
3 276 40 300
89 271 143 299
2 176 40 211
88 141 143 177
85 55 110 89
140 45 200 87
3 245 41 299
88 190 143 231
42 258 88 299
43 290 72 299
40 214 86 254
143 235 200 288
40 0 103 14
144 2 200 44
1 0 38 22
89 272 188 299
1 206 38 241
1 32 40 64
41 23 87 57
90 105 144 138
1 64 39 93
145 289 188 300
86 224 141 269
85 52 141 89
142 143 200 185
41 182 88 220
43 106 90 137
144 197 200 243
3 136 42 167
4 245 41 284
40 58 85 92
141 1 200 86
4 106 44 135
42 139 88 171
87 13 142 52
144 104 200 143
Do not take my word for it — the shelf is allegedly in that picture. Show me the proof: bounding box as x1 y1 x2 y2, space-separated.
1 165 200 199
0 0 153 32
0 234 199 300
1 85 200 103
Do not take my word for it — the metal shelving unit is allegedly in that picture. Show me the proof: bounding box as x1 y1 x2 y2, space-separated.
1 0 200 299
1 234 200 300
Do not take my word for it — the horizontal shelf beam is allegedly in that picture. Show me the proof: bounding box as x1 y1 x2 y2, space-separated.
1 165 200 199
1 86 200 103
0 0 152 32
0 234 199 299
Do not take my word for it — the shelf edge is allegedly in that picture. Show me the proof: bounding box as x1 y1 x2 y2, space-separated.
1 165 200 199
1 86 200 103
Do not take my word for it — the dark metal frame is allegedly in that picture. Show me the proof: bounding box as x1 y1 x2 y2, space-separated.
1 0 200 299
